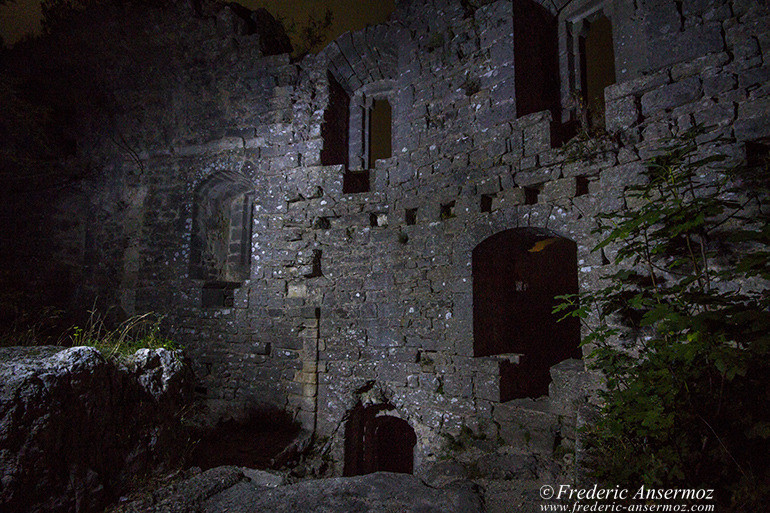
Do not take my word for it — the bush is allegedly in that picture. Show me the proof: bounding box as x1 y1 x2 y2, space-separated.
556 127 770 509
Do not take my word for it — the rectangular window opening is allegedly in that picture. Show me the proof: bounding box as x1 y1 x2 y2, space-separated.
575 176 589 196
524 187 540 205
577 14 616 129
440 201 456 220
343 170 371 194
201 281 240 308
405 208 418 226
368 99 392 169
480 194 495 213
321 72 350 167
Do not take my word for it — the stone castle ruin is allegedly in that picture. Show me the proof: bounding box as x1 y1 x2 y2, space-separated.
2 0 769 490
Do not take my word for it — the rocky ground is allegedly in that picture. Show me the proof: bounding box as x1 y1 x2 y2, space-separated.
0 345 192 513
0 345 575 513
114 466 485 513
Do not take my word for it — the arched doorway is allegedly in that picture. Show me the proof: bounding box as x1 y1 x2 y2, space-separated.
472 228 581 398
343 403 416 476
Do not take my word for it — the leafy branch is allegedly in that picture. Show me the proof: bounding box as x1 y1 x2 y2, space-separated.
556 126 770 509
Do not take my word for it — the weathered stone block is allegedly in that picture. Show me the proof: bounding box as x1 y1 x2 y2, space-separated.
735 97 770 140
493 399 557 454
605 95 639 132
522 120 552 156
671 52 730 81
605 71 669 101
641 77 703 117
541 178 577 202
599 161 647 188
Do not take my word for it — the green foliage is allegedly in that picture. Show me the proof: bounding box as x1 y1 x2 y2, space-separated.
556 127 770 508
280 8 333 59
69 310 180 359
440 424 488 457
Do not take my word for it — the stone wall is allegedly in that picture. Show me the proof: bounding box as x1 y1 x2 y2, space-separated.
4 0 769 478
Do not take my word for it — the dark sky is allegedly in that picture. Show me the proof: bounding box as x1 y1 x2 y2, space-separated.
0 0 395 47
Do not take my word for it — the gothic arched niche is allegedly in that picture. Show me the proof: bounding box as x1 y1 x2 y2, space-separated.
189 171 254 307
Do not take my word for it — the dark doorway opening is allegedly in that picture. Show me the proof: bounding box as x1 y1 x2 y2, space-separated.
368 99 392 168
514 0 560 119
472 228 581 399
344 403 416 476
580 14 616 129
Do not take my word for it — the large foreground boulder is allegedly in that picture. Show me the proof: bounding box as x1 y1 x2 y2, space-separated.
0 346 192 513
118 466 484 513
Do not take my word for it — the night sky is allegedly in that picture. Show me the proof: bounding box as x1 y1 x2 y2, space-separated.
0 0 395 48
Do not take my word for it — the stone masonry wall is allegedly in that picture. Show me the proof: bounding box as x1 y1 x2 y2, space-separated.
9 0 769 476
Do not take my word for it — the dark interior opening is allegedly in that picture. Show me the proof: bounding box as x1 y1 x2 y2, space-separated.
368 99 392 168
746 139 770 170
343 169 371 193
405 208 418 225
321 72 350 167
472 228 581 399
514 0 560 119
524 186 539 205
343 403 416 476
575 175 589 196
440 201 456 220
201 281 240 308
480 194 494 213
580 14 616 129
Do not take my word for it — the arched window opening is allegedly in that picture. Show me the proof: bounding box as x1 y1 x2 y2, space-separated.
472 228 581 399
190 171 254 307
578 14 616 129
344 403 416 476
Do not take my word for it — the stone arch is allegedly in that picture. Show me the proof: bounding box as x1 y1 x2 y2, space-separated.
324 25 397 95
343 401 417 476
472 227 581 398
322 25 398 193
189 170 254 306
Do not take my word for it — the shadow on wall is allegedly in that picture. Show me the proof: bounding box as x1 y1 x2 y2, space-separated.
187 406 302 470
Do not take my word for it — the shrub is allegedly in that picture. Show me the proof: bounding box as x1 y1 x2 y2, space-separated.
556 127 770 509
